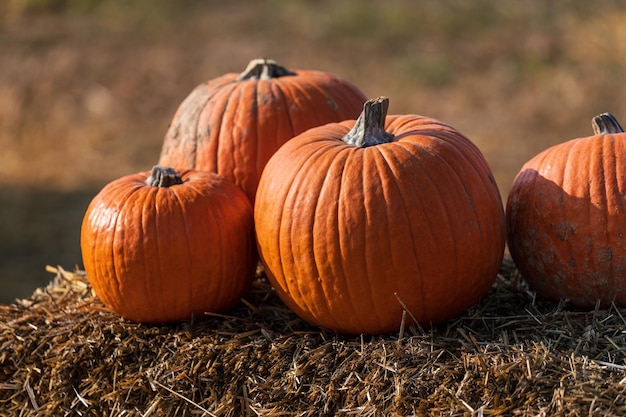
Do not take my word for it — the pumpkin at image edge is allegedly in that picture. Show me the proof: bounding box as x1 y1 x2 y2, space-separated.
507 113 626 309
80 166 256 323
254 97 506 335
158 58 367 205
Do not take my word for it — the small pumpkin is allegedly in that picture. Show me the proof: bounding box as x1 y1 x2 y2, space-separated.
158 58 367 204
507 113 626 309
254 97 506 335
80 165 256 323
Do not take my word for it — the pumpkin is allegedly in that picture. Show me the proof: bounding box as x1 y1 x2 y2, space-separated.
80 165 256 323
158 58 367 204
254 97 506 335
506 113 626 309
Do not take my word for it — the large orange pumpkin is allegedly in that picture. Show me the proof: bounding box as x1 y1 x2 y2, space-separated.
254 97 506 335
81 166 256 323
507 113 626 309
159 58 367 204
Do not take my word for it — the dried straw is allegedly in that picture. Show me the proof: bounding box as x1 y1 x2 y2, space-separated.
2 257 626 416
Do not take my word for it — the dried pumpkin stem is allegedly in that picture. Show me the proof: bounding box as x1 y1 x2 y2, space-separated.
343 96 394 148
146 166 183 187
237 58 296 81
592 113 624 135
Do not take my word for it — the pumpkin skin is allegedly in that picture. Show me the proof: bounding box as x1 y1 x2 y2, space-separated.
254 97 506 335
506 113 626 309
159 58 367 204
81 166 256 323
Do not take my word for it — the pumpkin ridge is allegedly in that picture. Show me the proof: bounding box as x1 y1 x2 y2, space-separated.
281 75 324 129
251 79 262 187
295 144 353 328
184 87 216 170
170 185 196 318
336 147 372 331
594 135 621 289
199 81 241 169
453 133 507 272
310 148 351 330
89 181 134 311
231 86 254 195
123 182 153 313
267 77 296 146
392 141 454 320
272 194 292 314
159 183 195 318
170 182 196 315
427 143 477 313
435 130 505 241
538 145 568 240
188 88 219 169
223 86 249 188
137 185 153 319
271 143 331 321
375 144 426 322
208 85 237 178
603 136 618 294
261 74 296 133
220 180 254 309
204 183 231 311
153 186 173 318
191 174 254 311
562 141 585 282
359 148 391 328
292 74 350 128
117 182 151 316
278 170 309 321
399 134 501 319
368 146 415 326
168 79 236 169
589 137 608 283
251 77 296 203
510 149 562 297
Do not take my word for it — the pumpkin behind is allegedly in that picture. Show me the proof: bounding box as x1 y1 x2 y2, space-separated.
159 58 367 204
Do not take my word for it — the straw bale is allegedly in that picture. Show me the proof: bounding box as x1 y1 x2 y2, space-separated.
2 258 626 416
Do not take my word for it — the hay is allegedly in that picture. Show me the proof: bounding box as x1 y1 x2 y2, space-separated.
2 258 626 416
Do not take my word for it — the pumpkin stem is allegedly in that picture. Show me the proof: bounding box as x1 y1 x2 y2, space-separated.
146 166 183 187
592 113 624 135
237 58 296 81
343 96 394 148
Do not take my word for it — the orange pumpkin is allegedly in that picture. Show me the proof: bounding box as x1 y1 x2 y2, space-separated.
158 58 367 204
254 97 506 335
80 166 256 323
507 113 626 308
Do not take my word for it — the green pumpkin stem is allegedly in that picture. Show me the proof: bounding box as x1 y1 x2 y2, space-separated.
343 96 394 148
147 166 183 187
592 113 624 135
237 58 296 81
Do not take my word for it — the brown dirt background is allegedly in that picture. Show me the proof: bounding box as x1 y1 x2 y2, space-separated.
1 1 626 303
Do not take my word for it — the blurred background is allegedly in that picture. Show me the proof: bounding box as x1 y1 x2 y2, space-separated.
1 0 626 303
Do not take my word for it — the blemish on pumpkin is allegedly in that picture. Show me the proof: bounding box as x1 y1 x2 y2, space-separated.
326 97 339 111
553 222 576 241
